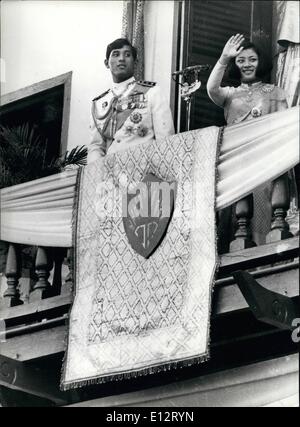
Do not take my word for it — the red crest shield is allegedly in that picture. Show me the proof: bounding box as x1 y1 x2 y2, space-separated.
123 173 176 258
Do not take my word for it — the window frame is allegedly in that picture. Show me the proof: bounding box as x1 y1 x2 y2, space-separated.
0 71 72 156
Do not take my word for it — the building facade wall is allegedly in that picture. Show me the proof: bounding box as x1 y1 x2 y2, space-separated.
0 0 175 151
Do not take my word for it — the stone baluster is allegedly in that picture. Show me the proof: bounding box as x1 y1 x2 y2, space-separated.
266 174 293 243
2 244 23 307
29 247 53 302
229 194 256 252
51 247 67 296
62 248 73 294
0 241 8 274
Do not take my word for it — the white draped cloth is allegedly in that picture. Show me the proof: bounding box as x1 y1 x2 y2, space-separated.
0 170 78 247
0 107 299 248
273 1 300 232
274 1 300 47
274 1 300 108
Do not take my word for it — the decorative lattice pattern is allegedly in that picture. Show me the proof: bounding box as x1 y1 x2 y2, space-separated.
63 127 220 387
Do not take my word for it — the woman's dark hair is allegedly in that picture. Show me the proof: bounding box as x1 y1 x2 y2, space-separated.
227 41 273 82
106 38 137 61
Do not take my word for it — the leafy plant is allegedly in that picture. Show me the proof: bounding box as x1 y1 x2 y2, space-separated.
46 145 88 174
0 122 87 189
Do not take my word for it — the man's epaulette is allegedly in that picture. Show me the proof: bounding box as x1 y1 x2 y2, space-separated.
92 89 110 102
137 80 156 88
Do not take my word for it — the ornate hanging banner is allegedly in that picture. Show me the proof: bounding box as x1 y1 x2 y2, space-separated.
62 126 221 389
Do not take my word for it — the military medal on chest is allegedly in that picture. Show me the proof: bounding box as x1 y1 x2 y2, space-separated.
130 111 143 124
117 91 149 138
118 92 147 111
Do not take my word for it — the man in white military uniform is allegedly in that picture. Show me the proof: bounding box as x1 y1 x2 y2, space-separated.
88 38 175 163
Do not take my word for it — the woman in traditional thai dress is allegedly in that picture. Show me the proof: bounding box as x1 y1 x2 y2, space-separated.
207 34 288 250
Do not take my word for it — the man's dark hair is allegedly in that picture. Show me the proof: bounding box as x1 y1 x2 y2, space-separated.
227 40 273 82
106 38 137 61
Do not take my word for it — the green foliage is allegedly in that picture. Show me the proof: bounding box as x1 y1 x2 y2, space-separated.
46 145 88 174
0 123 87 189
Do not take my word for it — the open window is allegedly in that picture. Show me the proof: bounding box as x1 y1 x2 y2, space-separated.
174 0 273 131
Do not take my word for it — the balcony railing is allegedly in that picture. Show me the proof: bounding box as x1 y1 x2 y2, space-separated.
0 114 299 405
0 171 298 359
221 173 297 253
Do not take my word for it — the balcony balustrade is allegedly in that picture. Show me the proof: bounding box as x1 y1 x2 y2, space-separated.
0 112 299 405
0 165 298 358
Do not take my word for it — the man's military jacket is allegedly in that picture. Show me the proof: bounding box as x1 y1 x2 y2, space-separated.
88 77 175 163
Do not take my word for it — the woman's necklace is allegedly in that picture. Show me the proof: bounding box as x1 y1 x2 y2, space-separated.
242 81 263 103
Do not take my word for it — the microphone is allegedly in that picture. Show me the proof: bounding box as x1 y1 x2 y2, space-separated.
172 64 211 76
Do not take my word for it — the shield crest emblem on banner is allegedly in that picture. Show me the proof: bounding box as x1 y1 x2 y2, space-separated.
123 173 176 258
